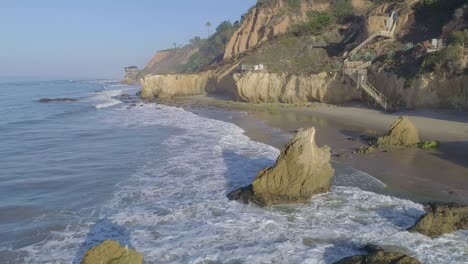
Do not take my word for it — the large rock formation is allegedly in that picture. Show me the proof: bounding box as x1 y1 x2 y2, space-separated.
233 72 360 104
334 245 421 264
81 240 143 264
140 72 213 99
408 203 468 237
376 116 420 147
368 72 468 110
122 66 140 85
228 127 334 206
139 71 361 104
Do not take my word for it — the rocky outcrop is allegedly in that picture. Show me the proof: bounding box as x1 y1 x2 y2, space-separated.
368 71 468 110
228 127 334 206
140 72 213 99
334 245 421 264
81 240 143 264
233 72 361 104
142 47 199 75
223 0 322 59
38 98 78 103
376 116 420 147
122 66 140 84
140 70 361 104
408 203 468 237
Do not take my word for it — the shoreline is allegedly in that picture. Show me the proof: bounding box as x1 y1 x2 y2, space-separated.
154 95 468 204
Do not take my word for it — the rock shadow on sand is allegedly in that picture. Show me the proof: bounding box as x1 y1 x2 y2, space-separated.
72 218 134 264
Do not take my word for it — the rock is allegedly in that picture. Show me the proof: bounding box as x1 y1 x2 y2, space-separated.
418 140 440 150
140 72 213 99
81 240 143 264
38 98 78 103
334 245 421 264
139 71 360 104
227 127 334 206
376 116 420 147
408 203 468 237
357 146 377 154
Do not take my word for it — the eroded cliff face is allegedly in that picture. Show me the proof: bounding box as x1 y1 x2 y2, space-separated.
140 70 361 104
142 47 199 75
223 0 323 60
369 71 468 110
233 72 361 104
140 72 213 99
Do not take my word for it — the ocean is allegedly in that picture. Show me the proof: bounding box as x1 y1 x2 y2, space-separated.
0 80 466 263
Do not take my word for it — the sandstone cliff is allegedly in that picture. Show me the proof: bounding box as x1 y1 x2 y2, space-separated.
141 47 199 75
140 71 213 99
233 72 360 104
228 127 334 206
139 70 362 104
368 71 468 110
223 0 324 60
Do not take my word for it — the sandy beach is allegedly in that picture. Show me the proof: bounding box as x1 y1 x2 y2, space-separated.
157 95 468 204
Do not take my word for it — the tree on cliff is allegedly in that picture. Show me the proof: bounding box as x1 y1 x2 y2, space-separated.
205 21 212 36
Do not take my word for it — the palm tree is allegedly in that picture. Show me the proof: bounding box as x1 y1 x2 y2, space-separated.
205 21 212 37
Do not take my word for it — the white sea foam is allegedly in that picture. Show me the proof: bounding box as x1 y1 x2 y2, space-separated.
17 104 468 264
90 89 124 109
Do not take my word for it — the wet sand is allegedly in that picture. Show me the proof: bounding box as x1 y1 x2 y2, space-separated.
157 96 468 204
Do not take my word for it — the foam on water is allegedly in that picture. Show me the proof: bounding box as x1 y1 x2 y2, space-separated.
15 104 468 264
90 89 124 109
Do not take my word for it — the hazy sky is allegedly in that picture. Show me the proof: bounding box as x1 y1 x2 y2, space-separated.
0 0 256 79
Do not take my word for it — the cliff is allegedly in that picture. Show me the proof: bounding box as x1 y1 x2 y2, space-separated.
140 70 361 104
122 66 139 84
223 0 323 60
141 47 199 76
140 71 213 99
138 0 467 110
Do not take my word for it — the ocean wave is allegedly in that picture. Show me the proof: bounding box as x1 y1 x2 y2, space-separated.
15 104 468 264
90 89 124 109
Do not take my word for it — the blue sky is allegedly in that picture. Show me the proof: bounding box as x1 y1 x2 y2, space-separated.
0 0 256 79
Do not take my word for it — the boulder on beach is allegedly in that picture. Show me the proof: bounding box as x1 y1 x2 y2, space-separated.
377 116 420 148
38 98 78 103
408 203 468 237
334 245 421 264
228 127 334 206
81 240 143 264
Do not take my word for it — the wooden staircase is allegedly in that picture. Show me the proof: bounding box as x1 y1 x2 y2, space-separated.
341 16 397 111
347 30 394 57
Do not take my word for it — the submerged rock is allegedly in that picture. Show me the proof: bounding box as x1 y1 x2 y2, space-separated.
81 240 143 264
38 98 78 103
376 116 420 148
334 245 421 264
227 127 334 206
408 203 468 237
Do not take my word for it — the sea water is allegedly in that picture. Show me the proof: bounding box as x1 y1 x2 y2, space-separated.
0 80 466 263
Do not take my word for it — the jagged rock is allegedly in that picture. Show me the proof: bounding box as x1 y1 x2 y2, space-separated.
38 98 78 103
227 127 334 206
81 240 143 264
334 245 421 264
408 203 468 237
356 146 377 154
376 116 420 147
